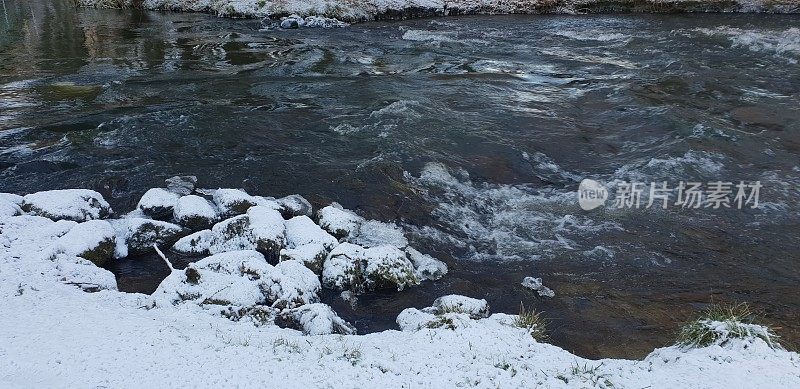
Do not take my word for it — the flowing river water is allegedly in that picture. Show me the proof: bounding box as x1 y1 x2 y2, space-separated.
1 1 799 358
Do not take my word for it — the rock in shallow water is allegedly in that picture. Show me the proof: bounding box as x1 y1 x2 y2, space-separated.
22 189 112 222
321 243 419 292
165 175 197 196
173 195 219 230
137 188 180 219
317 203 364 240
110 218 188 257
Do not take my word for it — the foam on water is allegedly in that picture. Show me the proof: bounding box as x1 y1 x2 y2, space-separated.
404 162 623 262
696 26 800 63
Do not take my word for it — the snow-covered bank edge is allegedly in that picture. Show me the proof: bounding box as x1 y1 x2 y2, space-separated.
78 0 800 23
2 183 800 387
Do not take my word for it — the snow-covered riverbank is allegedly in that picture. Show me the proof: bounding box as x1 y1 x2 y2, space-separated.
1 181 799 388
78 0 800 22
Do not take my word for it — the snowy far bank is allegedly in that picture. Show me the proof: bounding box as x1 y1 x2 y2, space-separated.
78 0 800 22
1 180 800 388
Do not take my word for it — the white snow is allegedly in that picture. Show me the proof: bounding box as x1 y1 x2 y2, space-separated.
22 189 112 222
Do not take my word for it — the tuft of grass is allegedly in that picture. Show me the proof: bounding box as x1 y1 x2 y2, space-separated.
514 303 547 341
676 303 781 349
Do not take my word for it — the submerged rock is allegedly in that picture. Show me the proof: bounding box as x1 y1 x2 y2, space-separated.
50 220 116 265
137 188 180 219
111 218 188 257
22 189 112 222
317 203 364 240
165 175 197 196
275 303 356 335
173 195 219 230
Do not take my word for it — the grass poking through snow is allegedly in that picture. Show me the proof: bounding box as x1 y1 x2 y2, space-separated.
676 303 781 349
514 303 547 341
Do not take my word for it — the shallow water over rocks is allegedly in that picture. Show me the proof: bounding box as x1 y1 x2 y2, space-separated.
2 1 800 358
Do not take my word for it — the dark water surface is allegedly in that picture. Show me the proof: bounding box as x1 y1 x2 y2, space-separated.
2 1 800 358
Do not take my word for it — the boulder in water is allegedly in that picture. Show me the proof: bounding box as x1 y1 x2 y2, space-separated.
137 188 180 219
165 175 197 196
110 218 188 257
317 203 364 240
173 195 219 230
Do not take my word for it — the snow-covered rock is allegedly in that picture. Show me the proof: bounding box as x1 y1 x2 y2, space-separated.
50 220 116 265
321 243 365 291
171 229 214 255
111 218 187 257
0 198 22 218
0 192 23 205
213 188 258 217
276 194 313 219
54 254 118 292
351 220 408 248
153 250 271 307
165 175 196 196
521 276 555 298
276 303 356 335
173 195 219 230
322 243 418 292
406 247 447 281
279 243 328 274
317 203 364 239
137 188 180 219
207 206 287 260
363 245 418 291
285 215 338 250
22 189 112 222
262 260 321 309
431 295 490 319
